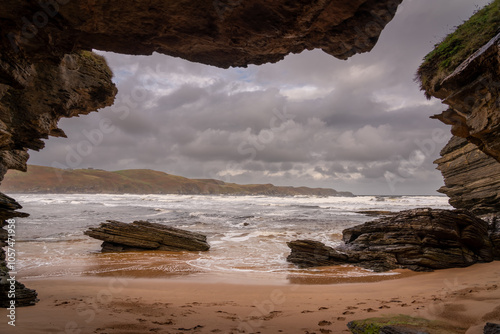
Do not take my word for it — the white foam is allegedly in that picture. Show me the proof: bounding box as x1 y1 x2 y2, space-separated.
15 193 453 281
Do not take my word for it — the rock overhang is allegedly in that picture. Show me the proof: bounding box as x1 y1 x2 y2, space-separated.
3 0 403 68
0 0 404 182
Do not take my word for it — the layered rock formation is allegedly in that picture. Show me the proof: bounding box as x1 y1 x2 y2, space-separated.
418 2 500 214
0 194 38 307
427 33 500 163
85 220 210 252
428 33 500 163
435 136 500 214
287 208 499 272
418 0 500 163
3 0 402 69
0 41 116 309
0 50 117 183
487 214 500 260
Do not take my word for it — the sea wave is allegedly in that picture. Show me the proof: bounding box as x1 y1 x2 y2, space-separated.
13 194 452 281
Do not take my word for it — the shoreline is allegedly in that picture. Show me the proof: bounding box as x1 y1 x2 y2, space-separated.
2 262 500 333
19 266 423 286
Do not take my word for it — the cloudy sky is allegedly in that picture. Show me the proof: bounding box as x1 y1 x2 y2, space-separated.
30 0 489 195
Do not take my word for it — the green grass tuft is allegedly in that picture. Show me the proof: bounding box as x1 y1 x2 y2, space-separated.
79 50 114 78
417 0 500 95
348 315 467 334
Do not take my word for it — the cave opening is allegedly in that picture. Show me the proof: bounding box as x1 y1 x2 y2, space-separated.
2 1 500 332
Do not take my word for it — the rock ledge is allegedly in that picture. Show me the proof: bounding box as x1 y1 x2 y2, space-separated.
288 208 499 272
85 220 210 252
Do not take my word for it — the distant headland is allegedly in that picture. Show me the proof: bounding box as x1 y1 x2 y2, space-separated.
0 165 354 197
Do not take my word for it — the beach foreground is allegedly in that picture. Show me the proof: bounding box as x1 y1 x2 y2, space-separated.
2 262 500 334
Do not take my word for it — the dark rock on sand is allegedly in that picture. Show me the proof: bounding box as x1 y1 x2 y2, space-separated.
287 239 399 272
0 280 38 308
288 208 498 272
486 214 500 261
484 323 500 334
0 192 38 307
85 220 210 252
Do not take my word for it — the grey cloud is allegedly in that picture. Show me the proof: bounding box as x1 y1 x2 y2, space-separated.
28 0 488 195
156 84 208 110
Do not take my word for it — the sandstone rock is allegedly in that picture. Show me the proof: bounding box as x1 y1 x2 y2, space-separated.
287 239 398 272
0 50 117 184
435 136 500 214
85 220 210 252
417 9 500 216
0 192 37 307
425 33 500 163
0 46 113 306
0 280 38 308
287 208 498 272
3 0 402 68
486 214 500 260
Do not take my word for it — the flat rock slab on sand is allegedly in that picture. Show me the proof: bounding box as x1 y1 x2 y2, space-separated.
288 208 500 272
84 220 210 252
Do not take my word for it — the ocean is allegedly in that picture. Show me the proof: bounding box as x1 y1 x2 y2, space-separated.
12 194 452 284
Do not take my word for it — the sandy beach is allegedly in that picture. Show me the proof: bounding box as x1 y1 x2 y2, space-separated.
1 262 499 334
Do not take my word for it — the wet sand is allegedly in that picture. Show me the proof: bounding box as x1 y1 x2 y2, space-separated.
2 262 500 334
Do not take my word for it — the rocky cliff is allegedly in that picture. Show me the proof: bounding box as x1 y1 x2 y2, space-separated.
287 208 499 272
418 1 500 213
426 32 500 163
0 50 116 183
0 49 115 308
1 27 117 306
0 194 38 307
4 0 402 69
435 137 500 214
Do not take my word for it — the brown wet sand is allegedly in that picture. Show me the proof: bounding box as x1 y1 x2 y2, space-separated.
1 261 500 334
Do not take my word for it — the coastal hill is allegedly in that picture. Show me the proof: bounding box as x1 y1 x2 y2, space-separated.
0 165 353 197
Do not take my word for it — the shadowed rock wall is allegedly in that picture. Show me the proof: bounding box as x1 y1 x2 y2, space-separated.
0 0 403 307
